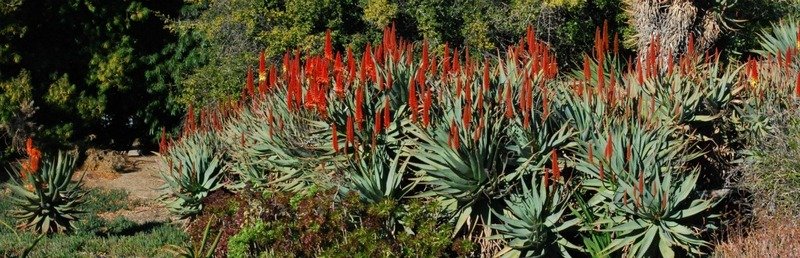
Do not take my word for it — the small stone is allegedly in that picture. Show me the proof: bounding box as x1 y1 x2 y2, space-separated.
126 150 142 157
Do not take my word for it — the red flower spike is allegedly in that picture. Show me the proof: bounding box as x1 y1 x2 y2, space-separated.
636 57 644 85
347 47 356 83
626 143 633 163
449 119 459 150
325 29 333 60
608 69 616 107
452 48 461 76
335 70 344 98
795 73 800 98
374 109 382 136
551 149 560 182
408 79 418 122
332 123 339 152
598 165 605 181
383 98 391 130
462 100 472 129
346 116 355 145
269 66 277 91
504 83 514 119
355 87 365 130
613 32 619 56
422 88 432 127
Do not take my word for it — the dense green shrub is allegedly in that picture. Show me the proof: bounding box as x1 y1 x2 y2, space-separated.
225 190 458 257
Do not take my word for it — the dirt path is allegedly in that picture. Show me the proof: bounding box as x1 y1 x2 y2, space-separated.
78 149 173 224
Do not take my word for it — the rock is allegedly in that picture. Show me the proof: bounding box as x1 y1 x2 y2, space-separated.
126 150 142 157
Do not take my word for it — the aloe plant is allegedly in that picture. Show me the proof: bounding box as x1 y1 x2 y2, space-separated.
343 144 411 204
159 132 226 218
754 19 799 58
6 151 85 234
491 179 579 258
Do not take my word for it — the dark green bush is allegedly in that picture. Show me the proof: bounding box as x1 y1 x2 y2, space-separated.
220 188 459 257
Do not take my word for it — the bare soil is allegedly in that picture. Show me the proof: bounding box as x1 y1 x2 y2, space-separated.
77 149 173 224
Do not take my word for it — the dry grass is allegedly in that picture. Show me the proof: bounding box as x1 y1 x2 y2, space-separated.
714 214 800 257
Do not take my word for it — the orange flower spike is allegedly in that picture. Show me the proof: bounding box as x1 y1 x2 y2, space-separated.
613 32 619 56
269 66 277 91
324 29 334 60
347 47 356 83
335 69 345 98
332 123 339 153
462 101 472 130
346 115 355 145
422 88 432 127
796 73 800 98
598 164 605 181
551 149 560 182
604 131 613 160
450 119 459 150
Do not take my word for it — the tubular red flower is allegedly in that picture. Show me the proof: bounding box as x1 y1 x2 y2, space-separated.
504 83 514 119
324 29 333 60
355 87 364 130
374 109 382 136
269 66 277 91
598 165 605 181
346 116 354 145
332 123 339 152
422 88 432 127
408 78 418 122
551 149 560 182
795 73 800 98
347 47 356 83
450 119 459 150
383 98 391 130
